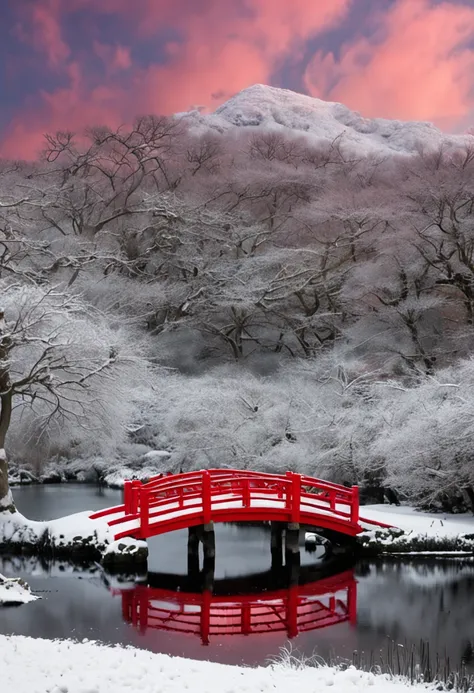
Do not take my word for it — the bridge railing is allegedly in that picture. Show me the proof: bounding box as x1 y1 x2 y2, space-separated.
90 469 360 534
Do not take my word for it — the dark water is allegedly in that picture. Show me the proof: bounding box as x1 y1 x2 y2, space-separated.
1 485 474 668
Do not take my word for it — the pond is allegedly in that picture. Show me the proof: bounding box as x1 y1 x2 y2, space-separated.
1 484 474 669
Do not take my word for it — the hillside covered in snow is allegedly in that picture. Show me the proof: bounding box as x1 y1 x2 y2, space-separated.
184 84 471 156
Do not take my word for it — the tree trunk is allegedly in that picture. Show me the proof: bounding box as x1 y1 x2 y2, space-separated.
0 453 14 512
0 386 14 511
463 486 474 515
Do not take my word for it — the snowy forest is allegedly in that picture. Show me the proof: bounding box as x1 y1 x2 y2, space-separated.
2 103 474 511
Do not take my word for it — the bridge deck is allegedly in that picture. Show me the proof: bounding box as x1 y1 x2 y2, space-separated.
90 469 392 540
105 491 361 539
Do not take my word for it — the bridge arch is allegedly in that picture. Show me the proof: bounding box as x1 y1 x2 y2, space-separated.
90 469 364 540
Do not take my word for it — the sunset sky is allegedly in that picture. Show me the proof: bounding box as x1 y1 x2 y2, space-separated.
2 0 474 159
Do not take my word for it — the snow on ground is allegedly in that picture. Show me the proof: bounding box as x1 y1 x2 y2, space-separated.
308 504 474 551
0 509 114 548
102 464 168 489
0 507 148 564
103 536 148 557
0 574 39 605
1 635 437 693
360 504 474 539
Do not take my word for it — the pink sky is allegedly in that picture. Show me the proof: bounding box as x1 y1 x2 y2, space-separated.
2 0 474 159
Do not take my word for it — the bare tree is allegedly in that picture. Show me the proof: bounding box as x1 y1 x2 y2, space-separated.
0 282 147 509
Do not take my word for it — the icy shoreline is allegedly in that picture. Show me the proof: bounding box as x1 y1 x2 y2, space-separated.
0 635 441 693
8 460 474 558
0 508 148 568
356 505 474 556
3 491 474 561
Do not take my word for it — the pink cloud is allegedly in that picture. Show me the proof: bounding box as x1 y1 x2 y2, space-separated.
2 0 352 158
1 62 127 160
113 46 132 71
304 0 474 130
94 42 132 73
137 0 354 113
28 0 70 68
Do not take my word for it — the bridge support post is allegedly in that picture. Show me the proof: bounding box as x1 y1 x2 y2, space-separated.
287 549 300 586
187 526 200 578
187 524 216 581
202 556 215 592
285 524 300 556
285 524 300 585
202 523 215 560
270 521 284 571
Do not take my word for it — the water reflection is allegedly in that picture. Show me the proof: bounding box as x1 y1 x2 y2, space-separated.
112 570 357 644
2 553 474 667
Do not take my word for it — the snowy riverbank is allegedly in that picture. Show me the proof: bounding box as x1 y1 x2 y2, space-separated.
357 505 474 555
3 497 474 562
0 635 441 693
0 508 147 567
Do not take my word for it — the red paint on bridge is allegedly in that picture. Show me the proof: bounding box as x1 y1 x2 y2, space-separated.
90 469 368 540
112 570 357 644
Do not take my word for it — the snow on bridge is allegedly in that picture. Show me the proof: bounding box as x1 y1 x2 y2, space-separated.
90 469 392 540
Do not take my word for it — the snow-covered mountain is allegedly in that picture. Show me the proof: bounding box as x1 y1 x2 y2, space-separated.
183 84 471 156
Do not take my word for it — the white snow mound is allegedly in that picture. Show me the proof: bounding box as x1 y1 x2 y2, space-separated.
1 635 440 693
0 573 39 605
183 84 472 157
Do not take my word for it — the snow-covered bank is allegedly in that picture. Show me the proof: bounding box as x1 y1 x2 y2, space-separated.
361 505 474 537
0 574 38 605
0 635 438 693
0 509 147 567
358 505 474 555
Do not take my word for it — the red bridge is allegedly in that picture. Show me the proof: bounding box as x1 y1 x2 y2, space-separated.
90 469 371 540
112 570 357 644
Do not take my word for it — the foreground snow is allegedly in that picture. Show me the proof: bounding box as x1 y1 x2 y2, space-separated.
1 635 437 693
0 574 38 605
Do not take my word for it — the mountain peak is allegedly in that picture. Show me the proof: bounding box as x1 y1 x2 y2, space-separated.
214 83 336 127
207 84 471 156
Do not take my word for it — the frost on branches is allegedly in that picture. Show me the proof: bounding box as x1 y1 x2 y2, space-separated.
0 283 148 508
0 93 472 509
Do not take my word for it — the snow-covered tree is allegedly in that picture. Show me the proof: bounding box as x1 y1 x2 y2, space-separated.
0 282 148 509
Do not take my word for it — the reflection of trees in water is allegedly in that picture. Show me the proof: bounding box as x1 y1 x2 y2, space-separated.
356 561 474 671
462 641 474 666
0 574 126 645
0 554 100 577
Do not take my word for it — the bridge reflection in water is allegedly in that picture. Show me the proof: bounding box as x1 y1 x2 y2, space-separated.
111 567 357 645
